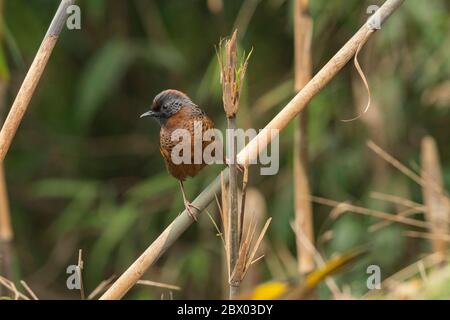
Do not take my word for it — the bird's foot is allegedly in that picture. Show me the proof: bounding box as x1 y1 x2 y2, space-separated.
184 200 200 222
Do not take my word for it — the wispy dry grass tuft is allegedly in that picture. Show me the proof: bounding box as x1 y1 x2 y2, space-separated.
216 29 251 118
0 276 34 300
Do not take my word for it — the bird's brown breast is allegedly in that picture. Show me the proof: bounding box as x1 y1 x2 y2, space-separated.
159 106 216 181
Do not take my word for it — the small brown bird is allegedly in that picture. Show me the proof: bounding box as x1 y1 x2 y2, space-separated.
140 89 217 220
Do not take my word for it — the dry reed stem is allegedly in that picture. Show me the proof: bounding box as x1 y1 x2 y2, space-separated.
368 140 448 198
239 166 249 244
87 275 116 300
0 164 12 241
293 0 315 275
0 276 30 300
240 188 268 292
0 0 76 161
0 4 13 288
78 249 85 300
370 191 425 211
230 217 272 286
311 196 430 229
136 280 181 291
100 0 405 300
369 207 422 232
20 280 38 300
421 136 449 260
227 117 240 299
403 230 450 242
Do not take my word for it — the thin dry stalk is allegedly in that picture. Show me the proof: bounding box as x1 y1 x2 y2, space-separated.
421 136 449 260
311 196 430 229
219 174 230 298
0 162 11 242
136 280 181 291
0 0 76 161
0 0 13 292
100 0 405 300
403 230 450 242
230 217 272 287
240 188 268 293
0 159 13 295
239 167 249 243
370 191 425 211
0 275 30 300
369 207 422 232
293 0 314 275
368 140 448 198
20 280 38 300
78 249 85 300
227 115 240 299
87 275 116 300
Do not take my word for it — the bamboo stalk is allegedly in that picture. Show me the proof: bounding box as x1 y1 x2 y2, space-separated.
227 116 240 298
293 0 314 275
0 0 13 296
0 165 11 242
421 136 449 261
218 30 248 299
100 0 405 300
0 0 76 161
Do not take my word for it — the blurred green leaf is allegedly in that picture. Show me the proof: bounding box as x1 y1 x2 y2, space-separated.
33 179 98 198
84 0 106 23
0 43 10 81
88 204 140 282
76 40 136 128
126 172 177 204
136 42 186 73
185 247 210 283
49 184 99 235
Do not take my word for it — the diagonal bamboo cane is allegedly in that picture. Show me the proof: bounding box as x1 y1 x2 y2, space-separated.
100 0 406 300
0 0 76 161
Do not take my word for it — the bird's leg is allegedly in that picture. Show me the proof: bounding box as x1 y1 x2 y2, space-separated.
179 181 200 221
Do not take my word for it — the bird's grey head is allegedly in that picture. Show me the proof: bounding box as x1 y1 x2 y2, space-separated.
140 89 194 125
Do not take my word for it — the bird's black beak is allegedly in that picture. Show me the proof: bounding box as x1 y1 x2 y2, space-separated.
140 110 156 118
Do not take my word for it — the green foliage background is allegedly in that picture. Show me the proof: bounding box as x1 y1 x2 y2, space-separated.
1 0 449 299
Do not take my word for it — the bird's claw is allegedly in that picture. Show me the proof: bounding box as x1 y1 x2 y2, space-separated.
184 200 200 222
